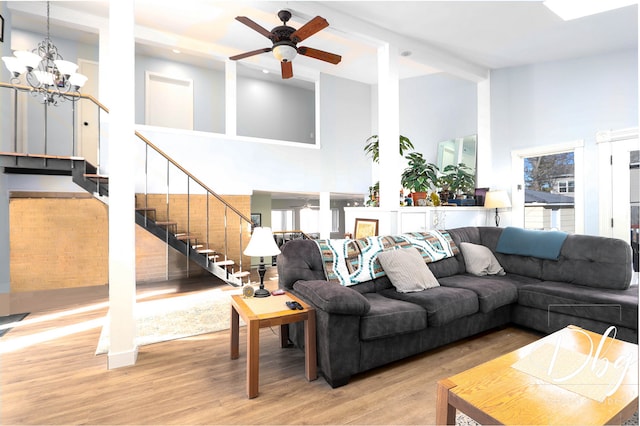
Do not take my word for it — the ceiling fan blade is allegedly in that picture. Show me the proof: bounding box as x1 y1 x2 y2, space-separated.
235 16 273 39
298 46 341 64
290 16 329 43
281 61 293 79
229 48 272 61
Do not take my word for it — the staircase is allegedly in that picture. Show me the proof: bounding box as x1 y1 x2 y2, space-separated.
0 82 252 287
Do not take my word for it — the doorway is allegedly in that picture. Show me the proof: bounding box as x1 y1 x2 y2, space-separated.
597 128 639 272
78 59 99 166
145 72 194 130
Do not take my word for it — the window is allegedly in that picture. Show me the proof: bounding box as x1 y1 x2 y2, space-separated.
523 152 575 232
331 208 340 233
271 210 293 232
557 180 575 193
513 141 584 234
300 208 319 233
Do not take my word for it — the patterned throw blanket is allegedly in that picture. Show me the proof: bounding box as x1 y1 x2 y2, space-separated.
315 230 459 286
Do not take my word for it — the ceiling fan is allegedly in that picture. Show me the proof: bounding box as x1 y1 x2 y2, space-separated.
289 201 320 209
229 9 342 79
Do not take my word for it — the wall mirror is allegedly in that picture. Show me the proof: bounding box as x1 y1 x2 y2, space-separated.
437 134 477 176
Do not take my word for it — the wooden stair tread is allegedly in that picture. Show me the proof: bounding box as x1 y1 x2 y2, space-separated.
197 249 217 254
0 152 82 160
214 260 234 266
230 271 250 278
84 173 109 181
175 234 197 241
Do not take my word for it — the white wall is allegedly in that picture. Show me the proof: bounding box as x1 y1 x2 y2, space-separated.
490 49 638 235
400 73 478 163
136 72 372 197
237 76 315 144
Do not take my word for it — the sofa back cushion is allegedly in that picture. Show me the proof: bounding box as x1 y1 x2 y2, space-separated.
277 239 327 290
432 227 483 278
479 227 632 290
542 234 633 290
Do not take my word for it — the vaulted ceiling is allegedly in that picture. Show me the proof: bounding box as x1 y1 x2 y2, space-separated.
7 1 638 84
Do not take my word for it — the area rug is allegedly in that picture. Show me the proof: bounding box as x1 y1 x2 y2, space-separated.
0 313 29 338
96 288 242 355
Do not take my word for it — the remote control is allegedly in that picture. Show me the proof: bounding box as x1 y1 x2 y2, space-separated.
286 300 303 310
271 289 285 296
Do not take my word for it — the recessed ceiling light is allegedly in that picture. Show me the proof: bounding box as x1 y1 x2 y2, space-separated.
172 49 181 54
543 0 637 21
262 69 269 74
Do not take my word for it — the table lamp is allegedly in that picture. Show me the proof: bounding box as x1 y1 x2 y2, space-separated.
243 227 281 297
484 190 511 227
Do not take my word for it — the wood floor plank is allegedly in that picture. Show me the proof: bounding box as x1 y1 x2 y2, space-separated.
0 278 543 425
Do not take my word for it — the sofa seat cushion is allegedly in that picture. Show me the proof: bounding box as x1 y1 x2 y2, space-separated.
380 286 479 327
360 293 427 341
438 274 518 313
518 282 639 330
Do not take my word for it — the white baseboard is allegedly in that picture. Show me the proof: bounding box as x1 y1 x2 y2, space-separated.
107 347 139 369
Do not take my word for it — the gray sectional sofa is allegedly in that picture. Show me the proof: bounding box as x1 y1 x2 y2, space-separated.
276 226 638 388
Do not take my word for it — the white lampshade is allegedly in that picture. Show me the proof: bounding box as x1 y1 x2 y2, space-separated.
484 190 512 209
244 227 281 257
54 59 79 77
14 50 42 71
2 56 26 76
33 70 55 86
272 44 297 62
69 73 88 89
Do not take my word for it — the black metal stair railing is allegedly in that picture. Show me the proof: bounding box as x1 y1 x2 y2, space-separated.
0 81 253 286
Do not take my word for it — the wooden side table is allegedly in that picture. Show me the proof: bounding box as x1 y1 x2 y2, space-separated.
230 291 317 398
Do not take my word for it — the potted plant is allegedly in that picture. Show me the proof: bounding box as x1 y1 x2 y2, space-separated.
401 152 440 205
366 181 380 206
364 134 415 163
441 163 476 200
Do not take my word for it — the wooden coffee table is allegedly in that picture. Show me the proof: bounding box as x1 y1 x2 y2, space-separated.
230 291 317 398
436 325 638 425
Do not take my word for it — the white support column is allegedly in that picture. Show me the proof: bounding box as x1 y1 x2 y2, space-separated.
476 75 491 187
377 43 401 211
107 0 137 369
225 60 237 137
319 191 331 239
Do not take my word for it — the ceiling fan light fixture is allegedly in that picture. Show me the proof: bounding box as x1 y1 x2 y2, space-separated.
273 44 297 62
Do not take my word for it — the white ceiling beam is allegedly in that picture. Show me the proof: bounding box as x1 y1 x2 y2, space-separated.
283 1 490 82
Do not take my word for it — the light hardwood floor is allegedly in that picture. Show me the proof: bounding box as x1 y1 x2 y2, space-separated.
1 270 543 425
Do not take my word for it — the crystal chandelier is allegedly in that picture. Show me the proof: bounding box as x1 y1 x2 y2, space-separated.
2 2 88 105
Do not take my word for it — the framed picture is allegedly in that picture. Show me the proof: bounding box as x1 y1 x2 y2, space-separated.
354 218 379 239
250 213 261 229
0 14 4 43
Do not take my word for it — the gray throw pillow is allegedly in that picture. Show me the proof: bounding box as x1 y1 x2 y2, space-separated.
376 247 440 293
459 242 506 276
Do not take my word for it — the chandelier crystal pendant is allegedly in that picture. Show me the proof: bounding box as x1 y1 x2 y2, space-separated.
1 1 88 105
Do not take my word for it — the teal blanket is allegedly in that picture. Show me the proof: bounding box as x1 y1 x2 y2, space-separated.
495 227 568 260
